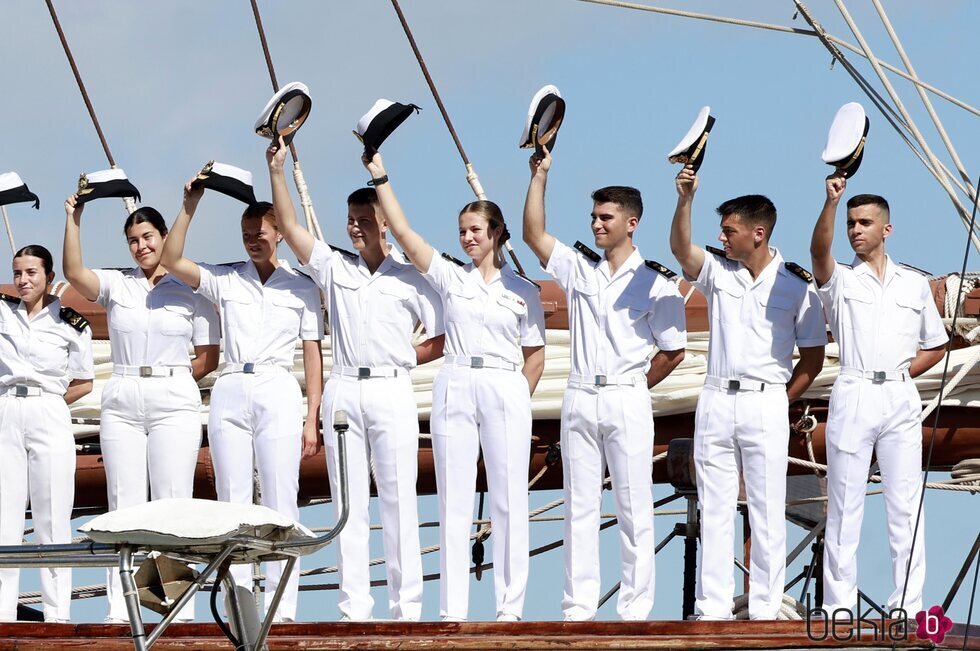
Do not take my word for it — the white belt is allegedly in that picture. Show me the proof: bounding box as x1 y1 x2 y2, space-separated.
113 364 191 378
0 385 45 398
568 372 645 388
840 367 909 383
704 376 776 392
445 355 518 372
331 366 403 379
220 363 284 376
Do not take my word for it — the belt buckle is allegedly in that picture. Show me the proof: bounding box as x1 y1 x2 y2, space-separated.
243 363 255 374
594 374 607 387
470 356 484 369
139 366 153 378
872 371 886 383
727 379 741 391
357 367 371 379
14 386 28 398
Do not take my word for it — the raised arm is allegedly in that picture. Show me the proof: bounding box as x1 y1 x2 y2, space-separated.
267 137 316 265
62 195 101 302
160 180 204 290
669 165 706 280
363 152 434 274
522 148 557 267
810 174 845 287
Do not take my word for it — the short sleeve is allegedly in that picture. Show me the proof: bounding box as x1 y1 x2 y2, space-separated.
195 263 226 304
421 252 459 296
415 276 445 337
919 278 949 350
649 281 687 352
687 251 719 295
520 290 546 347
302 239 334 291
68 326 94 381
191 293 220 346
92 268 124 308
544 240 578 294
815 259 843 326
795 284 829 348
298 280 324 341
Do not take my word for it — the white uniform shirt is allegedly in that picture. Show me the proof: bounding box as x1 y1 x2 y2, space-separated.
689 247 826 384
0 296 94 394
547 241 687 378
302 239 443 370
817 256 947 371
423 252 545 367
197 260 323 369
93 268 219 368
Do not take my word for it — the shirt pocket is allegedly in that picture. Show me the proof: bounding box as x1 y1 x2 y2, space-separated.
107 293 141 333
376 283 414 324
446 284 480 325
269 292 305 335
841 287 874 331
31 331 68 373
758 293 796 342
892 294 924 335
159 302 194 337
712 278 744 324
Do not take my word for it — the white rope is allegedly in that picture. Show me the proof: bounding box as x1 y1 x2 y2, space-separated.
292 162 324 242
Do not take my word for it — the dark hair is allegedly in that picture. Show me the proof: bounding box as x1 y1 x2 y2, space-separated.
591 186 643 220
347 188 379 207
847 194 890 222
14 244 54 276
459 200 510 246
123 207 168 238
716 194 777 236
241 201 278 229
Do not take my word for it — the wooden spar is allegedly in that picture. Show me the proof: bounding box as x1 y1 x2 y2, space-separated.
44 0 134 216
388 0 527 276
1 206 15 254
248 0 325 242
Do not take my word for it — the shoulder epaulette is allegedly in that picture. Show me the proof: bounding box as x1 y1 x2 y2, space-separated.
441 252 465 267
573 240 601 264
645 259 677 279
899 262 931 277
705 245 727 258
0 293 20 305
329 245 358 261
514 270 542 290
293 269 314 282
838 262 853 269
59 306 89 332
784 262 814 283
218 261 246 267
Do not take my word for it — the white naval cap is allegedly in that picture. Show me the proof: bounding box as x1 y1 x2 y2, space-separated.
192 161 256 206
0 172 40 209
821 102 869 178
667 106 716 173
518 84 565 155
353 99 421 155
76 168 141 205
254 81 312 146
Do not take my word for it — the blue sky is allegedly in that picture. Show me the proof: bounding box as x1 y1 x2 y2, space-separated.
3 0 978 625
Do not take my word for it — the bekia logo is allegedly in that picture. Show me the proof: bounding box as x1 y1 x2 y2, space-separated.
915 605 953 644
804 594 908 642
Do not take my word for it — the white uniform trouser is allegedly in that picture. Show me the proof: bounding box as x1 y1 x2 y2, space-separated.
101 373 203 622
322 372 422 621
560 382 656 621
694 385 789 620
0 395 75 622
823 374 925 616
431 365 531 621
208 370 303 622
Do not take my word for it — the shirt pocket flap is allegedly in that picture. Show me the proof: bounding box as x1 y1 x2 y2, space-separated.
378 283 412 302
162 303 194 317
759 294 795 311
496 293 528 316
894 294 924 312
842 288 873 304
448 284 478 301
270 293 305 310
715 278 744 299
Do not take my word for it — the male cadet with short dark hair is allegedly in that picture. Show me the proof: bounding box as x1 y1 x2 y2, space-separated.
267 137 445 621
810 177 946 618
524 147 687 621
670 165 827 620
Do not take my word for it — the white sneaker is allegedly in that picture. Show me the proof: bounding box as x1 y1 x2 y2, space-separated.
496 613 521 622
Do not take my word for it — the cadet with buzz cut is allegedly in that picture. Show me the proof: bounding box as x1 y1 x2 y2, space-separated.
810 177 947 618
524 146 687 622
670 164 827 620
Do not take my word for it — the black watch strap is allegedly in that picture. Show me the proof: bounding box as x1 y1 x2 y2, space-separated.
367 175 389 187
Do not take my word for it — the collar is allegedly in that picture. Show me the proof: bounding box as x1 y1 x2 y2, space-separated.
850 253 896 285
737 246 780 285
600 246 642 282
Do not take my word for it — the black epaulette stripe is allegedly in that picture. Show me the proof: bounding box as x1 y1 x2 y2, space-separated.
645 259 677 279
838 262 853 269
514 271 542 290
441 252 465 267
218 261 246 267
294 269 314 282
0 293 20 305
329 245 358 260
784 262 814 283
573 240 601 264
59 306 90 332
705 245 727 258
899 262 931 277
